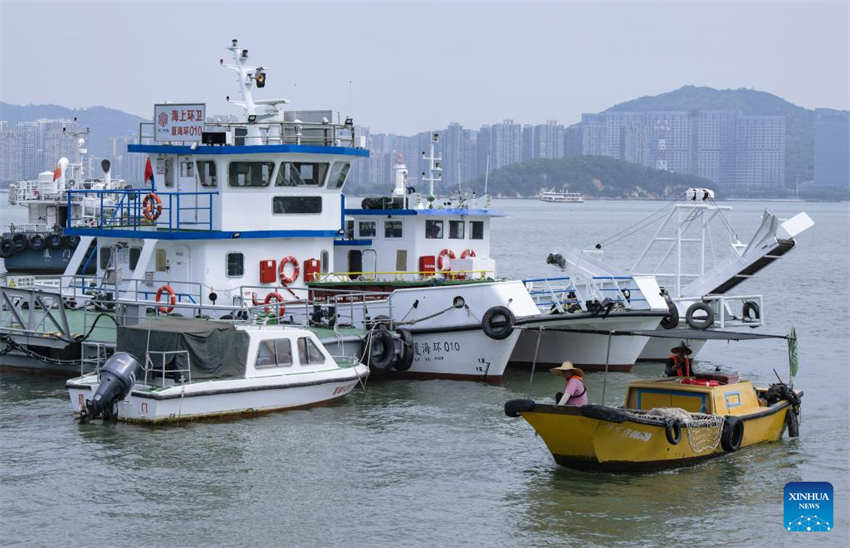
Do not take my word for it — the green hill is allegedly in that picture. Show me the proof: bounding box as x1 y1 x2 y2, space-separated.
464 155 714 199
606 85 821 186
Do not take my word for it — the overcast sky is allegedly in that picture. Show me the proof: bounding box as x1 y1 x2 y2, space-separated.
1 1 848 134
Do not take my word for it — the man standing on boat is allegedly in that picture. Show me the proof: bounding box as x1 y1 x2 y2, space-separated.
550 362 588 406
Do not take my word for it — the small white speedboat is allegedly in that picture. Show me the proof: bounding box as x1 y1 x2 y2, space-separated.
66 319 368 423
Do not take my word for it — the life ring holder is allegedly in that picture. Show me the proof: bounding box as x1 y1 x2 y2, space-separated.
279 256 300 285
437 248 456 273
142 192 163 222
155 284 176 314
263 291 285 316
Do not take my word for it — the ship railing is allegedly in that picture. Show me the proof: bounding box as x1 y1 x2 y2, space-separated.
587 275 651 310
674 294 765 329
7 223 56 234
138 120 358 148
0 284 72 346
314 270 495 283
142 350 192 387
65 189 217 233
80 341 112 376
522 276 588 313
236 284 393 329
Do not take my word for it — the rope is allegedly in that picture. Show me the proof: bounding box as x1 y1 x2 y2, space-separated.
596 202 675 248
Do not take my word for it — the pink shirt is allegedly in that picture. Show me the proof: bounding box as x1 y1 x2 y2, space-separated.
558 376 588 406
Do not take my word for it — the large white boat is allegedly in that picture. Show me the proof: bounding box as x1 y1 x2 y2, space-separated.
538 187 583 203
67 319 368 423
2 128 127 274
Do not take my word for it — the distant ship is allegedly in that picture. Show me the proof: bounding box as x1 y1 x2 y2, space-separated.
538 187 583 203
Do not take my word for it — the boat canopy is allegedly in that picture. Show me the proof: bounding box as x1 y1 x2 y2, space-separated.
117 319 250 379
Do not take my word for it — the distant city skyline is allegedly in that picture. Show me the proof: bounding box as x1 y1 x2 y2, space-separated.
1 1 848 135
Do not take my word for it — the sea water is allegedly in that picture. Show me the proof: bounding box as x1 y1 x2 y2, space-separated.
1 195 847 546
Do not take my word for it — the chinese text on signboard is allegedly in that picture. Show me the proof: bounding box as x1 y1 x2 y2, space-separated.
154 104 206 142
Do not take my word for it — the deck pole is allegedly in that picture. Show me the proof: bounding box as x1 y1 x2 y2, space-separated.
529 326 544 383
600 331 613 404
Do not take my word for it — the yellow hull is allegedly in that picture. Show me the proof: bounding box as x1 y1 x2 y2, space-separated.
520 401 793 471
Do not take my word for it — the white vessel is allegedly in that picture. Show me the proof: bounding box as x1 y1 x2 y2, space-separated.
576 187 814 360
67 320 368 423
538 187 583 203
2 127 127 274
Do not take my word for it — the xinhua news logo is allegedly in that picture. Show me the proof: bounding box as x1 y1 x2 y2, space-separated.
784 481 833 532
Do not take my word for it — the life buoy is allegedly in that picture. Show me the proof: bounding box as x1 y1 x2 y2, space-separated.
685 302 714 330
278 256 300 285
155 284 176 314
437 248 456 272
482 306 515 340
721 416 744 452
263 291 285 316
142 192 163 221
665 419 682 445
460 249 476 259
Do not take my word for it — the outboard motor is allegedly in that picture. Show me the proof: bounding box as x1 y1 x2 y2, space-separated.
80 352 141 423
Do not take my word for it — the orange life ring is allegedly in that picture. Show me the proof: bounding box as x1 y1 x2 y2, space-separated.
278 256 300 285
264 291 285 316
437 248 456 272
155 284 176 313
460 249 477 259
142 192 163 221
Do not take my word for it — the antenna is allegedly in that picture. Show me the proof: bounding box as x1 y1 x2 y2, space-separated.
421 132 442 200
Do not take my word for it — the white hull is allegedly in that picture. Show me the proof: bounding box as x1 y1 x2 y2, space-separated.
404 329 520 381
68 365 368 423
638 337 708 361
510 314 663 371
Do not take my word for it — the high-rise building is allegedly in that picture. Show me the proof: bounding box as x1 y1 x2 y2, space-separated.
814 109 850 190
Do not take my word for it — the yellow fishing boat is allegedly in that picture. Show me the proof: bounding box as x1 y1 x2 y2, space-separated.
505 374 802 471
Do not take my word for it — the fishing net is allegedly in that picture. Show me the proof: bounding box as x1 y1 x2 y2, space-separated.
646 407 725 454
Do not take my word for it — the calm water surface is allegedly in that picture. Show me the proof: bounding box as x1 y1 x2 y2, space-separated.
1 196 848 546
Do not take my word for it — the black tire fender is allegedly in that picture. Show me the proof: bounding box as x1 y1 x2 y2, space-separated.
392 329 414 371
366 328 395 370
29 233 45 251
742 301 760 321
660 294 679 329
665 419 682 445
0 238 13 258
504 399 536 417
785 408 800 438
721 416 744 452
686 302 714 330
482 306 515 340
11 232 28 252
580 404 628 423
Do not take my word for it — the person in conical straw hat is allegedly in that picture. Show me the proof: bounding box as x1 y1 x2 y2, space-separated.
550 361 588 407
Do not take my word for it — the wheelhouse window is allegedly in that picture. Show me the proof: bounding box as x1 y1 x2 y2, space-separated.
226 252 244 277
470 221 484 240
328 162 351 188
229 161 274 187
197 160 217 187
275 162 329 186
297 337 326 365
179 160 193 177
129 247 141 270
345 220 355 239
449 220 464 239
99 247 111 269
255 339 293 368
384 220 403 238
426 220 444 239
359 221 376 237
273 196 322 214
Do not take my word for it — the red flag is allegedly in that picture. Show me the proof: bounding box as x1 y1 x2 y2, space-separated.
144 157 155 187
53 164 62 181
